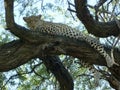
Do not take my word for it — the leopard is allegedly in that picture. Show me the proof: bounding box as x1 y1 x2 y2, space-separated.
23 15 118 67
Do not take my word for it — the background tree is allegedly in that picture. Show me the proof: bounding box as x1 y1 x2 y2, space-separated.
0 0 120 90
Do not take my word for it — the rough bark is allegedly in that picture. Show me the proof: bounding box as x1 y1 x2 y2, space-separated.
74 0 120 89
1 38 119 72
40 56 73 90
3 1 74 90
74 0 120 37
2 0 120 90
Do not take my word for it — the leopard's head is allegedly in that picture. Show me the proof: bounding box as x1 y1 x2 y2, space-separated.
23 15 42 30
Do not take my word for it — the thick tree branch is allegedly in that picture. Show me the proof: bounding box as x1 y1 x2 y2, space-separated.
74 0 120 37
4 0 42 42
0 36 120 89
0 38 120 75
3 0 120 89
107 76 120 90
4 0 15 28
40 56 73 90
0 40 41 71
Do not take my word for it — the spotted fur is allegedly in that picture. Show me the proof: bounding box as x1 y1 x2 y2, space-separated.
23 15 118 67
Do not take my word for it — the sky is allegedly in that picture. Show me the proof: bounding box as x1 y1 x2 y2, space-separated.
0 0 116 90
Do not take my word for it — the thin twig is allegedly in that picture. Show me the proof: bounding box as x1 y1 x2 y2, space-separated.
67 8 76 13
67 0 76 20
67 0 75 7
0 62 42 90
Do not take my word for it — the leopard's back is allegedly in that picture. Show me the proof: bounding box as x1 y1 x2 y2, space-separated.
23 15 117 67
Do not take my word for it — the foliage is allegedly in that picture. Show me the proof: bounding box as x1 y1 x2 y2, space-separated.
0 0 119 90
